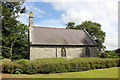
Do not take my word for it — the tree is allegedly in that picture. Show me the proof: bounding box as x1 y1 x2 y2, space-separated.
66 21 106 50
2 2 28 60
115 48 120 57
66 22 75 29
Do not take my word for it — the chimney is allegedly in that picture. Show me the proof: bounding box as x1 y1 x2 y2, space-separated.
29 11 33 27
28 12 33 60
29 12 33 45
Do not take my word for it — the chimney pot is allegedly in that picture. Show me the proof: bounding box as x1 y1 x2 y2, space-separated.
29 11 33 27
29 11 33 18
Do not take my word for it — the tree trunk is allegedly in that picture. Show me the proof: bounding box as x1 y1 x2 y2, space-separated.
10 43 14 59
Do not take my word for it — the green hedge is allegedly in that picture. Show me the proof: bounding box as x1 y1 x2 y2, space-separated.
2 61 22 74
2 58 120 74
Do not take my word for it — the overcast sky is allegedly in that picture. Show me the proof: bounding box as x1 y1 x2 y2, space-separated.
18 0 119 50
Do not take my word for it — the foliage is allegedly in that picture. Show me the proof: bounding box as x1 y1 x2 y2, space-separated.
15 59 29 64
15 69 23 74
2 2 28 60
105 50 118 58
66 21 106 50
2 58 120 74
2 61 21 74
115 48 120 53
115 48 120 57
0 52 4 59
98 50 119 58
2 58 11 62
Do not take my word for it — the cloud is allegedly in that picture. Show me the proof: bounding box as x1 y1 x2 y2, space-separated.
25 3 45 14
50 1 119 50
61 9 93 24
17 2 45 25
104 32 118 50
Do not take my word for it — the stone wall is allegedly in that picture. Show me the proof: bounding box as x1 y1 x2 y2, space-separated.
30 46 97 60
56 46 85 58
89 47 98 57
30 46 56 60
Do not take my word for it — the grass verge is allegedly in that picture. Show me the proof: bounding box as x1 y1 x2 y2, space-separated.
2 67 119 78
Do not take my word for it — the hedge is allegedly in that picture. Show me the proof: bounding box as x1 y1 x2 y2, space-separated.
2 61 22 74
2 58 120 74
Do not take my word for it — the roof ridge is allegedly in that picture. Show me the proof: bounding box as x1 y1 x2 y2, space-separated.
32 26 83 31
33 26 66 29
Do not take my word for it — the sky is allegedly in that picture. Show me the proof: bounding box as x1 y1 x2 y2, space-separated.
18 0 119 50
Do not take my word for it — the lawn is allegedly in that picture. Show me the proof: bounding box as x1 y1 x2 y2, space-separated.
2 67 119 78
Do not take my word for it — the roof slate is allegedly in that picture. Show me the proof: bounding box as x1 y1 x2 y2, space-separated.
30 26 96 46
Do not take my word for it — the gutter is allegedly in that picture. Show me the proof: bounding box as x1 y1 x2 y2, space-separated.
30 44 97 47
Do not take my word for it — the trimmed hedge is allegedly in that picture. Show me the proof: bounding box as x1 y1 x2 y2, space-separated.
2 61 22 74
2 58 120 74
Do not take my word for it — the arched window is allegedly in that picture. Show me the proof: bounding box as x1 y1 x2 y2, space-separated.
61 47 66 57
86 47 90 57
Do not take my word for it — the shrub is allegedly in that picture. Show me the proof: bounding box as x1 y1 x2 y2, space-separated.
15 59 29 65
15 69 23 74
98 50 119 58
2 58 120 74
2 59 11 62
2 61 21 74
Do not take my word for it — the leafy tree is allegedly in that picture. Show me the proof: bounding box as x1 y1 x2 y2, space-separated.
66 22 75 29
115 48 120 57
1 2 28 60
66 21 106 50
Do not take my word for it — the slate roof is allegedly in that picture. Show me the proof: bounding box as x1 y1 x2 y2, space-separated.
30 26 97 46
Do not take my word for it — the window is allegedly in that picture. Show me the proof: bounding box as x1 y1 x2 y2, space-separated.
86 47 90 57
61 47 66 57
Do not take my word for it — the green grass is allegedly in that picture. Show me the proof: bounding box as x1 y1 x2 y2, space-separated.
3 67 119 78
